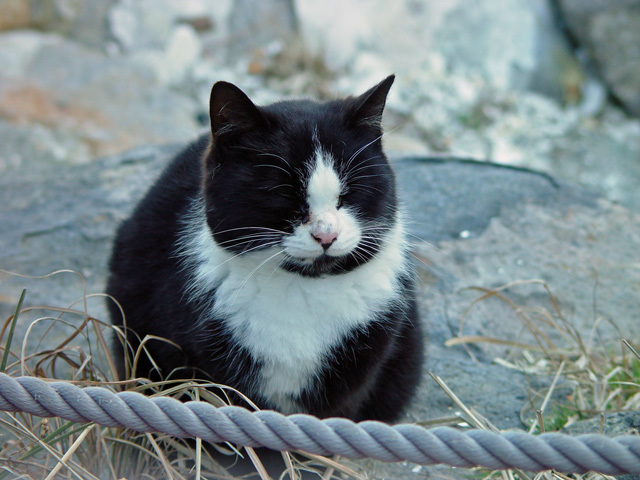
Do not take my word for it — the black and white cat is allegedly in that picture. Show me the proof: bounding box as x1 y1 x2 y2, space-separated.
106 75 423 422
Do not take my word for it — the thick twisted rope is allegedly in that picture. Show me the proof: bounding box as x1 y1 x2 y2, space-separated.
0 374 638 475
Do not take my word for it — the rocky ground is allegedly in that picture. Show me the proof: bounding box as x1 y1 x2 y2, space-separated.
1 0 639 479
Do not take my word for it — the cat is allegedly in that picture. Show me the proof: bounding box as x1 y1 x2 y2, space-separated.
106 75 423 422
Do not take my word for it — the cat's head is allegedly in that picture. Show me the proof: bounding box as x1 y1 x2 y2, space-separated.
203 76 398 277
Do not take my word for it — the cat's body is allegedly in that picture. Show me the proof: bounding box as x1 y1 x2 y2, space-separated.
106 76 423 421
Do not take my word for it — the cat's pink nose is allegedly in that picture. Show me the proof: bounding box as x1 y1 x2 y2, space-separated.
312 231 338 250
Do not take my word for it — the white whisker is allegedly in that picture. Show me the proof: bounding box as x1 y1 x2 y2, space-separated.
229 249 286 306
255 164 292 177
211 225 289 236
269 184 295 192
349 173 391 181
257 152 293 170
349 184 385 195
343 161 388 178
345 134 384 171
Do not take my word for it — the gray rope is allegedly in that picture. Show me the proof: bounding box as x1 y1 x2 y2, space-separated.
0 374 638 475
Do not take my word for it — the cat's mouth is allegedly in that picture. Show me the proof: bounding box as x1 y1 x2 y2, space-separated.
279 245 373 277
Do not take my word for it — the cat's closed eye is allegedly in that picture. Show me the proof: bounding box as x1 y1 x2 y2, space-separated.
298 203 310 224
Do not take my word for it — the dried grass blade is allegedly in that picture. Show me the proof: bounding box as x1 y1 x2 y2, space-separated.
246 446 272 480
623 339 640 362
19 421 84 462
0 414 79 479
146 433 187 480
295 452 364 479
528 361 565 434
1 289 26 372
429 372 493 431
44 424 97 480
445 335 544 352
281 451 298 480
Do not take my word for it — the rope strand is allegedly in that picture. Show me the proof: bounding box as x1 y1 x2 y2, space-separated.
0 374 638 475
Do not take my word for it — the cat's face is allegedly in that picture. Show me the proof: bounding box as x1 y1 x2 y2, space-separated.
203 77 398 277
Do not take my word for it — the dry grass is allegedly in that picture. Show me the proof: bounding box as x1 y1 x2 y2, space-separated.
0 270 366 480
1 271 638 479
443 278 640 480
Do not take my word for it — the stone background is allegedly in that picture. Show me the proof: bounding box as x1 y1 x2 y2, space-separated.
0 1 639 478
0 0 639 209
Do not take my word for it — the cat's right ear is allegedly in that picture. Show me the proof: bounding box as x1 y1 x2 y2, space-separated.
209 81 264 140
347 74 395 130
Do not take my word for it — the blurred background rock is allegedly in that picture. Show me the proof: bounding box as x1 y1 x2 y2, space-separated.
0 0 638 211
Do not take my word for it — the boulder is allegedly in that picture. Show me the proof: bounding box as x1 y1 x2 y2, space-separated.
226 0 299 63
555 0 640 116
298 0 573 96
0 31 200 170
0 0 31 31
0 0 116 49
108 0 221 53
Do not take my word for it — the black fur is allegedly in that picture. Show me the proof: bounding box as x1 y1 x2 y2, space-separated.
106 76 423 421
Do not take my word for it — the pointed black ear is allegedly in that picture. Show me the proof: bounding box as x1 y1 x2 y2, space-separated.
348 74 395 129
209 81 264 138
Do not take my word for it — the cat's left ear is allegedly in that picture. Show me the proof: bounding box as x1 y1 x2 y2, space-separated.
209 81 265 140
348 74 395 129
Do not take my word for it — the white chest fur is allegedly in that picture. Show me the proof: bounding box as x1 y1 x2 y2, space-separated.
180 206 409 413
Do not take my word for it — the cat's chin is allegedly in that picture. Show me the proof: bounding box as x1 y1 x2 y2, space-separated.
281 261 339 278
280 253 355 277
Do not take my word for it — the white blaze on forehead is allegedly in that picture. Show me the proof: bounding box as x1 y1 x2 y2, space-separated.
307 148 341 210
281 146 361 260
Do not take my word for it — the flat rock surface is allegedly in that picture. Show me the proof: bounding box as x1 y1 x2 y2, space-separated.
1 143 639 478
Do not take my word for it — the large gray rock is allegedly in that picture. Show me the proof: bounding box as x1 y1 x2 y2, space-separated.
299 0 573 96
2 144 638 478
0 0 116 49
108 0 224 54
0 31 200 170
0 0 32 31
387 72 640 213
227 0 299 61
556 0 640 116
434 0 538 89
